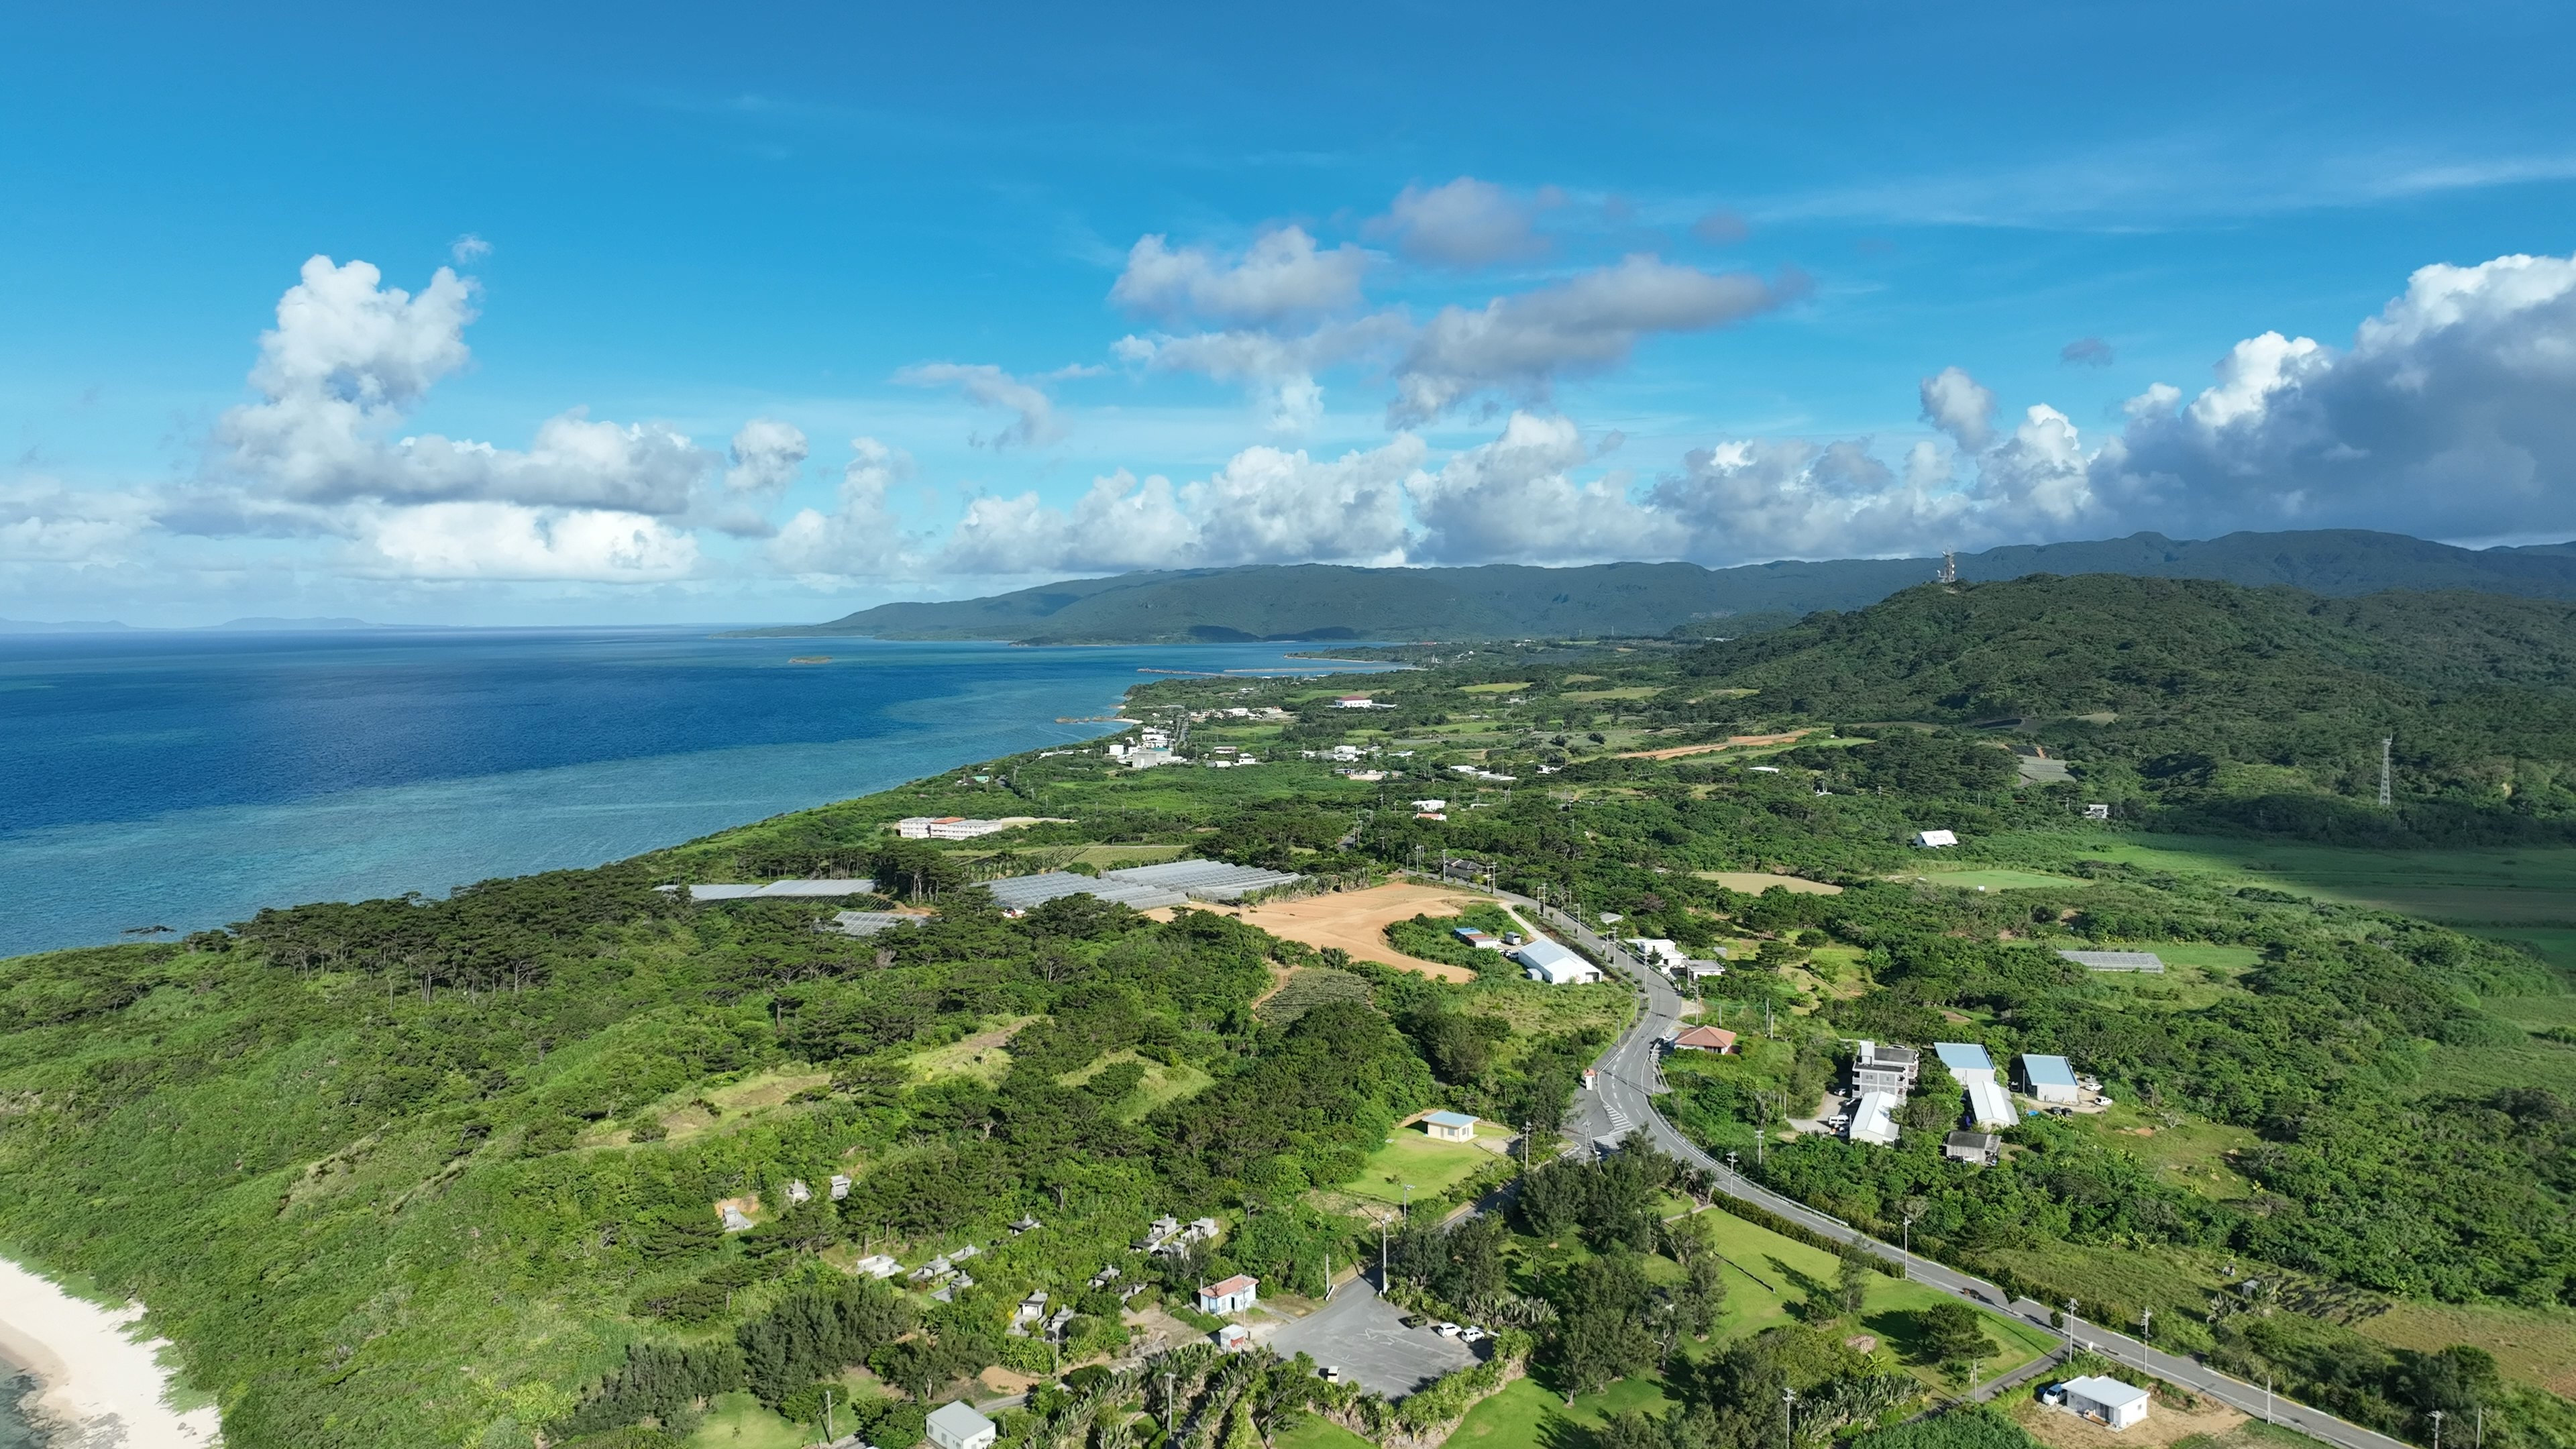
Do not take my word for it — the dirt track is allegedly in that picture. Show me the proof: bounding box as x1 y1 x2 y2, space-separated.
1619 729 1814 760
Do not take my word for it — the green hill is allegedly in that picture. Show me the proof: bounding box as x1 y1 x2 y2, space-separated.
739 530 2576 644
1688 576 2576 843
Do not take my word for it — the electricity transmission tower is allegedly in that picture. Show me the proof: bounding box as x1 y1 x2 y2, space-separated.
2379 737 2393 808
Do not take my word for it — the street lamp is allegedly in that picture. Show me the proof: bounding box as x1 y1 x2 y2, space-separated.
2434 1411 2445 1449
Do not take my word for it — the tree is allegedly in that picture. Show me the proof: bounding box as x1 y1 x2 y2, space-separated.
1558 1311 1656 1401
1835 1244 1874 1319
1676 1253 1727 1340
1909 1302 1994 1368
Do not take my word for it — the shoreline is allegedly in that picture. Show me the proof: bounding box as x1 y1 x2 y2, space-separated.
0 1259 219 1448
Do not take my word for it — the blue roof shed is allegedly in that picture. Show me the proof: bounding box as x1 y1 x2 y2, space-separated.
1933 1042 1994 1073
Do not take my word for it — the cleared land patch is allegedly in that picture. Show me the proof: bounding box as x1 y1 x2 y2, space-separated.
2357 1300 2576 1397
1334 1126 1501 1208
1621 729 1817 761
1900 868 2095 891
1229 883 1489 981
1694 871 1843 896
902 1016 1034 1085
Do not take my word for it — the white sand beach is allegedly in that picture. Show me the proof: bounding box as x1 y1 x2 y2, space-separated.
0 1260 219 1448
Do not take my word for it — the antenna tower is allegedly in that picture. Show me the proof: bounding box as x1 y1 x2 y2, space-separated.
1937 549 1957 584
2379 737 2393 808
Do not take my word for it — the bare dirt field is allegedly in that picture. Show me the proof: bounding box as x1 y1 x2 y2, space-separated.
1692 871 1843 896
1621 729 1815 761
1222 883 1491 981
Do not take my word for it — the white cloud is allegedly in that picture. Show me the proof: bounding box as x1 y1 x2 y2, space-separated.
1185 437 1419 565
213 256 718 518
769 437 918 579
699 417 808 537
362 502 698 581
1118 315 1410 433
940 470 1198 576
1917 366 1996 451
1367 178 1551 268
2090 250 2576 539
1390 256 1802 424
895 362 1069 449
450 233 492 264
1110 225 1375 327
1409 413 1682 563
0 480 155 563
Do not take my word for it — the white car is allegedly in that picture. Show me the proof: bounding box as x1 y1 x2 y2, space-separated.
1436 1322 1462 1338
1322 1366 1345 1385
1460 1326 1489 1343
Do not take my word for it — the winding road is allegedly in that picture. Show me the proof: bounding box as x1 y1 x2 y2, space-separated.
1487 885 2413 1449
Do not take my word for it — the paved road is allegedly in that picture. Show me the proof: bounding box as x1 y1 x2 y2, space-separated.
1489 885 2414 1449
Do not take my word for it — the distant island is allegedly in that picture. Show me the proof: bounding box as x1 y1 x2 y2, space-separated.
729 527 2576 646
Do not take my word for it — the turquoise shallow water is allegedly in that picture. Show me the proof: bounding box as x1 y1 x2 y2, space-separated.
0 629 1380 957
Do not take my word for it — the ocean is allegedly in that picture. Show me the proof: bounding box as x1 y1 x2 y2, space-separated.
0 628 1385 959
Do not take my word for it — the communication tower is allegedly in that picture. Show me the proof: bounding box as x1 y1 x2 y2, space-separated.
1937 549 1957 584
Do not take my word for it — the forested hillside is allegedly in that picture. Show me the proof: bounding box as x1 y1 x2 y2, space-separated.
743 529 2576 644
3 574 2573 1449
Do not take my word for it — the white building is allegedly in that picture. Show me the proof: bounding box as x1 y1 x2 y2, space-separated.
1963 1075 2017 1129
1913 828 1960 848
2019 1053 2082 1104
1421 1110 1477 1141
1197 1274 1258 1314
2060 1376 2150 1430
1513 938 1602 984
896 816 1012 841
928 1401 1000 1449
1623 937 1687 967
1848 1091 1900 1145
1334 695 1384 708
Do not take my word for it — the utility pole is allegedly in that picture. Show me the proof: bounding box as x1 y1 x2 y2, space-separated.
2138 1309 2151 1375
1163 1371 1177 1443
2065 1299 2080 1350
1781 1387 1797 1449
2434 1411 2445 1449
2380 736 2394 808
824 1389 835 1446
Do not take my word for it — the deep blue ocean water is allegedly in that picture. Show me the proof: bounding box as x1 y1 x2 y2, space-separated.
0 629 1385 958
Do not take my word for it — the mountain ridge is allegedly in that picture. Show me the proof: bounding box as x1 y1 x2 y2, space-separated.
738 529 2576 644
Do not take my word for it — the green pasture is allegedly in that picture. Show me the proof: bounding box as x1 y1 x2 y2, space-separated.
688 1392 813 1449
1448 1373 1674 1449
1340 1127 1499 1206
2057 834 2576 926
1274 1413 1381 1449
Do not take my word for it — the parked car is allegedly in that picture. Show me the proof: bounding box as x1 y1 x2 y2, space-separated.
1436 1322 1462 1337
1460 1326 1489 1343
1322 1366 1346 1385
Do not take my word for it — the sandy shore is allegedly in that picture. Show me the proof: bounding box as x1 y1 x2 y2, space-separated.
0 1259 219 1448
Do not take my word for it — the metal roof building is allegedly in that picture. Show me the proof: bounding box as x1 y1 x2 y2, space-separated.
983 872 1190 911
1848 1090 1900 1145
1513 938 1602 984
1099 859 1306 900
1933 1042 1995 1075
2018 1053 2081 1103
1964 1074 2017 1128
675 878 876 901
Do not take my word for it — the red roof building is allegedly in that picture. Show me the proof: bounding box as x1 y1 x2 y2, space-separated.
1673 1026 1738 1053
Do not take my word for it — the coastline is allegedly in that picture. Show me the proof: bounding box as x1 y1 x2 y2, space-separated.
0 1259 219 1448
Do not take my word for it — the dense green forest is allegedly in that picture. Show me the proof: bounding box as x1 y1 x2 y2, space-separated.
2 574 2573 1449
742 529 2576 645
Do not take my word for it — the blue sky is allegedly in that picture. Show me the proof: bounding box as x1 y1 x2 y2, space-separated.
5 1 2575 625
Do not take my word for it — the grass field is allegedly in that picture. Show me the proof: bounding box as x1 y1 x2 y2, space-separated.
2066 1104 2258 1199
1688 1209 2058 1383
1275 1412 1382 1449
1902 869 2096 892
1061 1049 1216 1119
688 1391 810 1448
2055 834 2576 926
1447 1373 1674 1449
2357 1301 2576 1397
2414 1033 2576 1097
1340 1128 1499 1206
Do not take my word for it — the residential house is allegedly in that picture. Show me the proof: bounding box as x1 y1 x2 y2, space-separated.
1851 1041 1920 1097
1672 1025 1738 1053
1197 1275 1258 1314
1912 829 1960 848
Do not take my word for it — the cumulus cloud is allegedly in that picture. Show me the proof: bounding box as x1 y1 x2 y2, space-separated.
0 480 156 563
2060 335 2115 368
1390 256 1803 424
702 419 809 537
895 363 1071 449
769 438 918 579
450 233 492 264
1110 226 1373 327
2089 250 2576 539
1409 412 1682 562
1366 178 1552 268
361 502 698 581
1118 315 1411 433
212 256 718 517
1917 366 1996 451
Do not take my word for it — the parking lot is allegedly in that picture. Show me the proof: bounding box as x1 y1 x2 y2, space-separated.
1263 1279 1480 1399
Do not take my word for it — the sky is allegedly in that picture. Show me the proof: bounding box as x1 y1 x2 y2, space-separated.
5 0 2576 627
